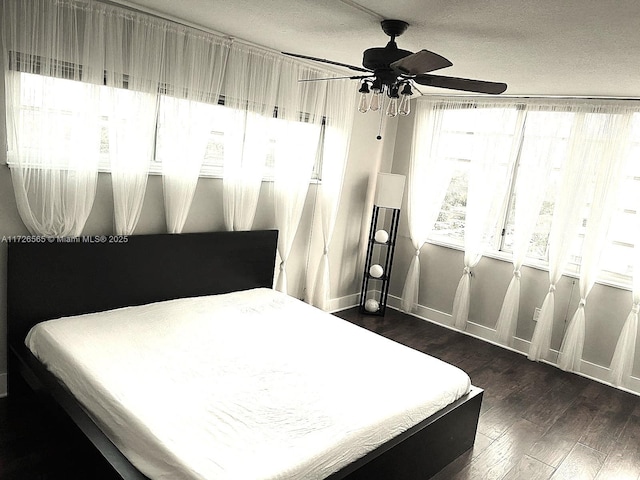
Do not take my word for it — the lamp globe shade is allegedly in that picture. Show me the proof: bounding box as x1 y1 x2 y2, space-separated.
374 229 389 243
364 299 379 312
369 264 384 278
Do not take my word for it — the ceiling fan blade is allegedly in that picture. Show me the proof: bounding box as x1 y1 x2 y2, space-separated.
281 52 371 73
391 49 453 75
413 74 507 94
298 75 373 82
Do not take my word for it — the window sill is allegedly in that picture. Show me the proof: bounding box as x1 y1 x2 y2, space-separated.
5 161 322 185
134 168 322 184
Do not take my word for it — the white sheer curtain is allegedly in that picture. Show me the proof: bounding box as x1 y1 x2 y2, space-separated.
3 0 104 237
610 213 640 386
158 98 216 233
495 107 557 345
557 109 633 372
272 62 326 293
222 45 280 231
310 79 356 310
452 104 518 330
157 31 229 233
528 109 607 361
400 99 463 312
101 11 165 235
106 89 159 235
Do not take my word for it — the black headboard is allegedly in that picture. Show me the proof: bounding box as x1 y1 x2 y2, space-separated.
7 230 278 344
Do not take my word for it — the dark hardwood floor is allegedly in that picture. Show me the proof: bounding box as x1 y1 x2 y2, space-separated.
2 306 639 479
335 307 640 480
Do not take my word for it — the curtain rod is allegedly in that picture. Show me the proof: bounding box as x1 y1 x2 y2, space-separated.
98 0 346 75
100 0 232 39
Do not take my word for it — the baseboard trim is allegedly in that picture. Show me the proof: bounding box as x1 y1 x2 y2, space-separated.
385 294 640 397
329 292 362 313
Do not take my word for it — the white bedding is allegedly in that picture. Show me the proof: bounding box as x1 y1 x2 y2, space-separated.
26 288 471 480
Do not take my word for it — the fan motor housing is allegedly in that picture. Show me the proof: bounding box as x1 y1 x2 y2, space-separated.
362 47 413 72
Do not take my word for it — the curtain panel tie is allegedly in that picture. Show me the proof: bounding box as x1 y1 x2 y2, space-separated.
579 298 587 308
415 249 421 257
279 261 286 271
632 303 640 314
463 266 471 275
513 269 521 278
549 284 556 293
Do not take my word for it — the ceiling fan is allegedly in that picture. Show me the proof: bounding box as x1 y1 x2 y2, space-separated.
282 20 507 118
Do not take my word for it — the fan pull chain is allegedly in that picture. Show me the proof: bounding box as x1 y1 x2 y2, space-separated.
376 95 385 140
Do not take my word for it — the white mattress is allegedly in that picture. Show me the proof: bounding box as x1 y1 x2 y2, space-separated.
26 288 471 480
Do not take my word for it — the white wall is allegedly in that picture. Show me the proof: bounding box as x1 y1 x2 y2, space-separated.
388 110 640 395
323 113 398 310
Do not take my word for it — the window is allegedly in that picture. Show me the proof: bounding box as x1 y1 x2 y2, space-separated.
425 102 640 284
433 162 468 243
8 72 107 168
157 103 324 180
501 110 573 260
154 95 324 180
430 105 520 245
600 115 640 277
9 72 324 181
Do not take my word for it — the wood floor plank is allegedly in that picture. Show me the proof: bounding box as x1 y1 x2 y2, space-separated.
467 356 527 407
618 406 640 448
550 443 607 480
477 371 561 440
430 432 494 480
430 450 477 480
528 436 578 470
527 383 601 467
579 386 638 455
472 431 495 459
594 442 640 480
595 408 640 480
502 455 555 480
478 400 529 440
521 374 590 429
450 419 546 480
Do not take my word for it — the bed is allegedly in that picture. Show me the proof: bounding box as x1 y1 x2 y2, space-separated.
7 230 483 480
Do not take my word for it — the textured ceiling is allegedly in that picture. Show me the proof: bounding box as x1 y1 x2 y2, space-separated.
114 0 640 98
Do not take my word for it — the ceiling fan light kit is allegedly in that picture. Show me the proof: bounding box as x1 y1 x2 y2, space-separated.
283 19 507 138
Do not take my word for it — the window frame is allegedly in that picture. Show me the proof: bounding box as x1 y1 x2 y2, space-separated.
423 101 640 290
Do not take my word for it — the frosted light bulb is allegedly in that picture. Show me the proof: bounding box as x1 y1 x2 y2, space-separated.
398 82 412 116
357 81 370 113
370 91 381 112
399 95 411 115
386 97 398 117
358 92 370 113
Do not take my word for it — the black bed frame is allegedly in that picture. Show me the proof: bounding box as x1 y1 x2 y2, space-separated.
7 230 482 480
